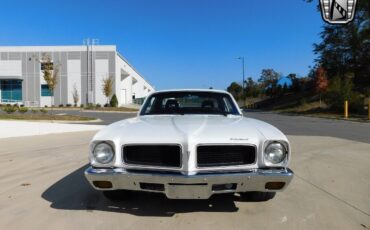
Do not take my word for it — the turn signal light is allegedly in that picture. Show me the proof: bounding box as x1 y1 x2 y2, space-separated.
265 182 285 190
93 181 113 189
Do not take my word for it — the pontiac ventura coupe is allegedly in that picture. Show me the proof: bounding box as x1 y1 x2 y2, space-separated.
85 89 293 201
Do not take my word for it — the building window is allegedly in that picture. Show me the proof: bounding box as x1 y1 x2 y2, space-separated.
41 84 53 96
0 80 22 103
41 62 53 70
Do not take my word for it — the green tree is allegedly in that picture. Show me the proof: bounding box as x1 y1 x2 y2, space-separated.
102 76 114 105
312 1 370 92
227 82 243 100
258 69 280 97
324 76 362 112
41 53 59 110
287 73 301 92
245 77 261 97
110 94 118 107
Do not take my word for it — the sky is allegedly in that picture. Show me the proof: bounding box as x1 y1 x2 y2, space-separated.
0 0 323 90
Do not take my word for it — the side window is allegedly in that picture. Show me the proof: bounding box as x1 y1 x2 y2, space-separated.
41 84 53 96
41 62 53 70
143 97 155 113
223 97 233 112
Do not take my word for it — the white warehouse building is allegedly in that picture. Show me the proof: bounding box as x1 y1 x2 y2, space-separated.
0 45 154 107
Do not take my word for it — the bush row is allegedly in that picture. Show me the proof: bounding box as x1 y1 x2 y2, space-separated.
1 105 48 114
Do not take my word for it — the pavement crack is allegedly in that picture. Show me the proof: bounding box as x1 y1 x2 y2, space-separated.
295 173 370 217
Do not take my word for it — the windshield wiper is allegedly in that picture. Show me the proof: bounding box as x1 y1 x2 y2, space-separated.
213 111 228 117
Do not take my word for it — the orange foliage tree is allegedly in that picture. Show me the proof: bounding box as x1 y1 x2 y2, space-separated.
315 67 329 108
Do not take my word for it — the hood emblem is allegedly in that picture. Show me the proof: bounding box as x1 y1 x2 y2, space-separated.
230 138 249 141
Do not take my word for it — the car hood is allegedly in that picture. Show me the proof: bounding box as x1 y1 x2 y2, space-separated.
93 115 287 146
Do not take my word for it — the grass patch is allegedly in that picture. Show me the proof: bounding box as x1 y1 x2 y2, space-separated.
275 101 369 122
0 114 96 121
275 101 327 113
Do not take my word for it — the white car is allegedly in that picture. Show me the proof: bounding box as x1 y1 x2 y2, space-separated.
85 89 293 201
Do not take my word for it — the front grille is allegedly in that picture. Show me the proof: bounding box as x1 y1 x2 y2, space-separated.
197 145 256 167
123 145 181 168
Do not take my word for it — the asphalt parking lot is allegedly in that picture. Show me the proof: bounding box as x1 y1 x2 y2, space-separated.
61 109 370 143
0 112 369 229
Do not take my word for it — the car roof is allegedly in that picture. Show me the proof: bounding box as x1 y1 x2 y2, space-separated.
152 89 229 94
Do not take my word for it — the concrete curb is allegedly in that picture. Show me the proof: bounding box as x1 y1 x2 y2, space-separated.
0 118 103 124
41 108 139 114
82 110 138 114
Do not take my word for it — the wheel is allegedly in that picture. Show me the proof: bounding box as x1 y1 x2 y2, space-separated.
240 192 276 202
102 190 130 200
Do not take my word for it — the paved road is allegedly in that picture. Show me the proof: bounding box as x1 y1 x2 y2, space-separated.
55 109 136 125
59 109 370 143
243 110 370 144
0 131 369 229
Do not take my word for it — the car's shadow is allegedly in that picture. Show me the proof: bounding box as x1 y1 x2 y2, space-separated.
42 164 244 217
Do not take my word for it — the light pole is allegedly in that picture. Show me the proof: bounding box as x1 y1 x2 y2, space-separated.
83 38 99 105
83 38 90 105
237 57 245 95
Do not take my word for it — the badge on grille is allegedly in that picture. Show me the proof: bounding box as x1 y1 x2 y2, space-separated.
320 0 358 24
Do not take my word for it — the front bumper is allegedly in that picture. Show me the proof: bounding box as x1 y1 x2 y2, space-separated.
85 167 294 199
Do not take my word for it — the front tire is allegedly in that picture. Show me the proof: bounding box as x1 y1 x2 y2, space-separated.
240 192 276 202
103 190 130 200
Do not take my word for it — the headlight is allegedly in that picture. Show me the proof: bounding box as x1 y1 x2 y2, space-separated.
264 141 288 164
92 142 114 164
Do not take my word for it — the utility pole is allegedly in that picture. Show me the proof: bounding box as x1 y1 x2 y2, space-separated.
83 38 99 105
83 38 90 105
237 56 245 95
91 39 99 104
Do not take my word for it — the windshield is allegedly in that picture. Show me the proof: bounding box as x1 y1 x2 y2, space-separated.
140 91 241 116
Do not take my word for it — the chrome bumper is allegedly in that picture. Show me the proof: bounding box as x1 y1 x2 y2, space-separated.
85 167 294 199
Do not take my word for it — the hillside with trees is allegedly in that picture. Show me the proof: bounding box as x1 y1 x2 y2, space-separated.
227 1 369 117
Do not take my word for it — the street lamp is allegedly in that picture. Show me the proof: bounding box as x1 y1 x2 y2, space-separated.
237 57 245 95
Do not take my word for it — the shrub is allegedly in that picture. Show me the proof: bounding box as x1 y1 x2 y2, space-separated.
2 106 17 114
85 103 96 110
80 104 84 108
31 109 38 113
18 107 28 113
44 105 48 108
110 94 118 107
66 104 72 107
59 104 64 107
324 76 363 112
299 98 307 106
104 103 109 107
96 103 101 108
40 108 48 114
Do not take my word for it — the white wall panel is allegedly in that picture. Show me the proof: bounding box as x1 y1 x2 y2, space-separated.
95 59 109 105
40 96 52 107
67 60 81 105
0 60 22 77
